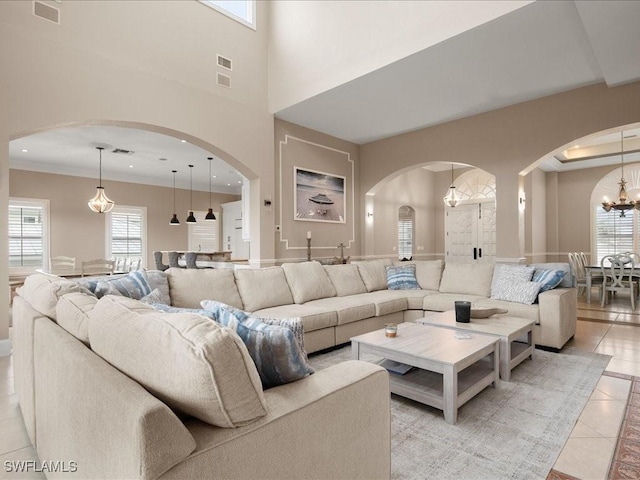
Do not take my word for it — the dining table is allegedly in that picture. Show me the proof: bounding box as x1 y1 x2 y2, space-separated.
584 263 640 303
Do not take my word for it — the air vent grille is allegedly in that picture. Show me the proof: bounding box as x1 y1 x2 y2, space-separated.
33 1 60 24
217 54 232 71
217 73 231 88
112 148 134 155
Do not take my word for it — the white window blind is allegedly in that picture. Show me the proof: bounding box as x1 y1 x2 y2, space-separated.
9 198 48 272
398 206 415 260
107 206 146 264
188 211 220 252
595 206 638 265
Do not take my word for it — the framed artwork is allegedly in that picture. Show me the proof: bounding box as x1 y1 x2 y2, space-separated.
294 167 346 223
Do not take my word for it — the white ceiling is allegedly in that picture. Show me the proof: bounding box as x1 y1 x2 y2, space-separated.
10 126 245 194
9 1 640 185
275 0 640 171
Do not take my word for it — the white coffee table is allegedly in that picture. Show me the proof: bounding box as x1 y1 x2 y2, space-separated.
416 310 535 382
351 322 499 424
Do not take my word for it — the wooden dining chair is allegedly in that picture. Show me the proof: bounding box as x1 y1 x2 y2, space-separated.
49 256 76 271
600 254 637 309
81 259 115 277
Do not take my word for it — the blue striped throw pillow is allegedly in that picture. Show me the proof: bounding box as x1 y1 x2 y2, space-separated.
386 265 420 290
532 269 566 293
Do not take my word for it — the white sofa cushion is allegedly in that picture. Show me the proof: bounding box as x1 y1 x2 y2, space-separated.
55 292 98 346
253 304 338 332
423 293 488 312
439 263 495 296
166 267 244 310
88 296 267 428
306 296 376 325
17 274 91 320
234 267 294 311
324 264 368 296
354 260 390 292
281 261 336 304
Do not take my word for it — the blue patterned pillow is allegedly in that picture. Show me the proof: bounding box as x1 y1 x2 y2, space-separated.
532 269 566 293
79 270 152 300
200 300 313 389
151 303 217 319
386 265 420 290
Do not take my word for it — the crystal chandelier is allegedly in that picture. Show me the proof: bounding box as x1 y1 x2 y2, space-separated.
602 132 639 218
443 164 461 208
87 146 115 213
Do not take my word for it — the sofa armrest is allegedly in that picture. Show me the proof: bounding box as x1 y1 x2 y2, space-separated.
33 318 197 480
163 361 391 480
537 287 578 349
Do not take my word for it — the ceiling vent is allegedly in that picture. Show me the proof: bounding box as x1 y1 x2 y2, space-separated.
33 1 60 24
217 54 232 71
112 148 134 155
217 73 231 89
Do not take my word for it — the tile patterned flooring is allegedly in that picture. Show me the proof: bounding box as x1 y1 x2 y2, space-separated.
2 293 640 479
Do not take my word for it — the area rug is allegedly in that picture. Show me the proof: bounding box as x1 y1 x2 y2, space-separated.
308 345 611 480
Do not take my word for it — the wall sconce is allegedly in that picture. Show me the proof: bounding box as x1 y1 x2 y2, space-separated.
367 212 374 218
519 194 526 210
264 199 272 207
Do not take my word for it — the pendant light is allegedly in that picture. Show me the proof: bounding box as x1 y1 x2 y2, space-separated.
443 164 461 208
205 156 217 221
170 170 180 225
602 131 640 218
87 146 115 213
186 164 197 223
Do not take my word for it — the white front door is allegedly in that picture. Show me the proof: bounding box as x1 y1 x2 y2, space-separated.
445 201 496 264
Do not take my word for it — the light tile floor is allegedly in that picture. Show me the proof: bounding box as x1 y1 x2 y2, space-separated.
1 292 640 480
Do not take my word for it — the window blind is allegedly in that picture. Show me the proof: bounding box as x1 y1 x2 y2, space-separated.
110 210 143 258
188 211 220 252
397 206 415 260
595 207 636 264
8 204 44 268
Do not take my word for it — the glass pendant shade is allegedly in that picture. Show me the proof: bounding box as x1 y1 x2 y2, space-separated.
170 169 180 225
88 187 115 213
443 165 461 208
88 146 114 213
205 157 217 221
186 164 196 223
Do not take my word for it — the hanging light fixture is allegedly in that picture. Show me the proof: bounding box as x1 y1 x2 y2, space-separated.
170 170 180 225
186 164 197 223
602 131 640 218
205 156 217 221
87 146 115 213
443 164 461 208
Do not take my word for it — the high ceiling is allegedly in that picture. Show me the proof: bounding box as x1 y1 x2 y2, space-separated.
9 1 640 185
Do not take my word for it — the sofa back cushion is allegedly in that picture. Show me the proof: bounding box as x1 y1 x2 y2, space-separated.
234 267 294 311
17 274 91 320
353 260 391 292
55 292 98 346
166 267 243 309
88 296 267 428
281 261 337 303
324 264 368 296
393 260 444 290
439 263 495 296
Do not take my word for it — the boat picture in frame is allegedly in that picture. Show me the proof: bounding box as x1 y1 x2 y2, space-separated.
294 166 346 223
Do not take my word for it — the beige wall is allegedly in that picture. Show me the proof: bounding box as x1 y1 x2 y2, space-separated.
0 1 274 340
274 120 360 262
524 169 547 263
360 81 640 262
10 170 239 268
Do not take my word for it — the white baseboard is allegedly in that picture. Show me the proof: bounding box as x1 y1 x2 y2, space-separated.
0 339 11 357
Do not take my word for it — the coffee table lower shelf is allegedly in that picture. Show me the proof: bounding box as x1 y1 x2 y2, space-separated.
381 360 496 415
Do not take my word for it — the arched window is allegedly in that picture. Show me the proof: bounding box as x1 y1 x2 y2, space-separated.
398 205 415 260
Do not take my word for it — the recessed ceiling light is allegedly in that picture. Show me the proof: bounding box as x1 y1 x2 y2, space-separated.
129 165 134 168
21 149 28 153
181 140 186 143
573 144 579 149
238 181 242 184
212 175 217 178
227 183 231 186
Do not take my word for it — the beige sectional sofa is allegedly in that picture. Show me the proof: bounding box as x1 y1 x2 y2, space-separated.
12 274 391 480
11 258 576 479
166 259 576 354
